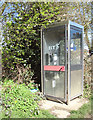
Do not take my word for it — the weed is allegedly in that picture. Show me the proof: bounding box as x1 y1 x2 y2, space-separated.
1 79 55 118
69 95 92 118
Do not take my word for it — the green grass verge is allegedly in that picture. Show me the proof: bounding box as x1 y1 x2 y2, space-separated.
1 79 55 118
69 96 92 118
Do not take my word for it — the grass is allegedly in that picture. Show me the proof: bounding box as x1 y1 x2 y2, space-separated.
1 79 55 118
68 96 92 118
1 79 92 119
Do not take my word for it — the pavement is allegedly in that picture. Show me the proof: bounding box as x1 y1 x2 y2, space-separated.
39 97 89 118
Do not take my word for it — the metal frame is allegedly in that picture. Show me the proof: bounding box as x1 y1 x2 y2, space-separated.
42 24 67 103
41 20 84 104
82 27 84 96
64 24 68 102
41 28 43 93
69 20 84 29
45 95 67 103
67 21 70 104
68 21 84 101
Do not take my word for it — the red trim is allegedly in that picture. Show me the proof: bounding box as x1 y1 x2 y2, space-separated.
44 65 65 71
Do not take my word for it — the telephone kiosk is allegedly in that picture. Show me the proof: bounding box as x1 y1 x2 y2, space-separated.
41 20 84 104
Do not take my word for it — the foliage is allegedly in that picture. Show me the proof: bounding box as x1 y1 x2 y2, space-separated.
83 83 91 99
63 2 92 50
83 51 92 98
1 2 92 88
1 80 55 118
2 63 34 84
69 95 92 118
2 2 62 83
84 51 91 85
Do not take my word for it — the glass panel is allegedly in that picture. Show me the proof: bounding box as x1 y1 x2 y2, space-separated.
70 28 82 65
70 26 82 98
54 72 65 98
43 25 65 98
44 71 54 96
44 71 65 98
43 26 65 66
71 70 82 97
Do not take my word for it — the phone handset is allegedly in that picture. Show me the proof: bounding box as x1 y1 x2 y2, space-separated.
45 52 58 65
53 53 58 65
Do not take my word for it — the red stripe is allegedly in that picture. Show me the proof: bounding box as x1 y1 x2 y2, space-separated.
44 65 65 71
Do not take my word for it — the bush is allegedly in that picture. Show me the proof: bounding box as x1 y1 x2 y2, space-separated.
2 2 60 84
2 64 34 85
1 80 55 118
84 53 91 85
83 83 91 98
83 50 92 98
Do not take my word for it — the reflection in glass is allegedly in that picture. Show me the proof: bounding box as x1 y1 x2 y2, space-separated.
70 27 82 98
44 71 65 98
43 26 65 98
70 29 81 65
43 26 65 66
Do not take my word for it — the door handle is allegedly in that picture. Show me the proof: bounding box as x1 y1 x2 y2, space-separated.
59 66 64 71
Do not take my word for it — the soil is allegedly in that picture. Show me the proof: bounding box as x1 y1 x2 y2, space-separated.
39 97 89 118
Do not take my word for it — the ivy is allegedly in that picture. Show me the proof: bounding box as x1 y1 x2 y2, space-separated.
2 2 61 82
